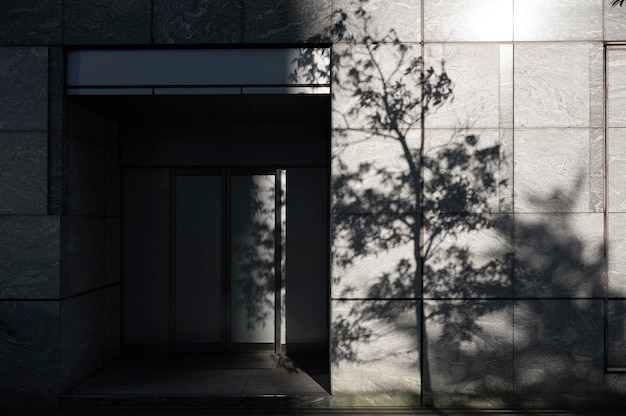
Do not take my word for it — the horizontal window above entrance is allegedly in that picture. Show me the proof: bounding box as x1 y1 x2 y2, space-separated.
67 48 330 95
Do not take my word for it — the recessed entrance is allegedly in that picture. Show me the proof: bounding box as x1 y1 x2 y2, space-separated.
109 92 330 398
117 93 330 359
62 48 331 402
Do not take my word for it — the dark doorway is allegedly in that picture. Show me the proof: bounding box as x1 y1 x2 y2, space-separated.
113 93 330 395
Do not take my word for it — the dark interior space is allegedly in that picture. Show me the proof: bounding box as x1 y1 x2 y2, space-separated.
63 93 331 404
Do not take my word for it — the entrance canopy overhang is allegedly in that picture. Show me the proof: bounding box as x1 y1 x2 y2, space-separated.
67 48 330 95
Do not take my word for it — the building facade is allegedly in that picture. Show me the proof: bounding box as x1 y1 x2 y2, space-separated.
2 0 626 409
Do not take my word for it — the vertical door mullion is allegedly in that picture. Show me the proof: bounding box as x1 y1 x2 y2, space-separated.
169 168 176 353
274 169 282 354
223 168 231 351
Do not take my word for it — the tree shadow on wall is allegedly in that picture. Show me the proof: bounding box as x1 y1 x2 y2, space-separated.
230 174 284 345
292 0 607 408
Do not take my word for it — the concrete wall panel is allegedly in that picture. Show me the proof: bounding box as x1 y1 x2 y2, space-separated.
514 43 603 129
63 216 105 297
0 216 60 299
514 213 605 298
66 136 104 216
424 300 513 407
514 0 603 41
0 301 60 405
424 44 503 129
606 1 626 41
513 300 604 408
424 0 512 42
423 214 512 299
105 285 121 363
423 129 509 214
64 0 151 44
332 43 422 130
0 47 47 130
0 132 48 214
154 0 242 44
243 0 331 43
0 1 62 45
332 214 419 299
61 291 104 391
609 213 626 297
331 300 421 406
334 0 421 43
332 129 421 214
514 129 591 213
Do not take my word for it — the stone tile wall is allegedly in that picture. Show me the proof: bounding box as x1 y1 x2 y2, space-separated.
0 45 60 405
329 0 618 409
61 100 121 392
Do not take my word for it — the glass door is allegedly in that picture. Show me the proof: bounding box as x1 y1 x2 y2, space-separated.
174 169 285 353
174 174 223 351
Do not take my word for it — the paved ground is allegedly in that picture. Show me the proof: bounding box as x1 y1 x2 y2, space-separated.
4 353 625 415
3 408 626 415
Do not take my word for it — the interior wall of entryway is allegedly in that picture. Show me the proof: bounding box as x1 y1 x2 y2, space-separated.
117 94 330 356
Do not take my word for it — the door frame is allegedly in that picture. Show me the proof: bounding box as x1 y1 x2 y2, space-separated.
172 167 286 354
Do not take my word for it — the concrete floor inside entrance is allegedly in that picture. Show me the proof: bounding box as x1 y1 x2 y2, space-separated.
61 353 330 407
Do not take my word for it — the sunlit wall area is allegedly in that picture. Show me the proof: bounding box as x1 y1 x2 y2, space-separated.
329 0 619 409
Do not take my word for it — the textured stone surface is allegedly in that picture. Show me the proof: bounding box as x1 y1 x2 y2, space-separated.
513 300 604 408
424 0 512 42
499 45 514 128
333 0 421 42
105 285 121 363
67 136 105 216
609 214 626 298
243 0 331 43
105 119 119 151
332 43 422 130
609 49 626 128
514 43 603 128
0 1 62 44
0 301 59 405
48 47 66 133
68 101 106 145
500 130 514 213
606 2 626 42
64 0 151 44
589 128 605 213
514 214 604 298
63 216 105 297
423 214 512 299
0 216 60 299
609 128 626 212
0 131 47 214
514 129 590 213
332 214 419 299
332 129 421 214
609 300 626 367
155 0 242 43
423 129 509 214
0 47 47 130
61 290 104 391
514 0 602 41
105 147 121 217
331 300 420 406
424 300 513 407
607 374 626 406
105 217 121 286
48 130 64 215
424 44 502 128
